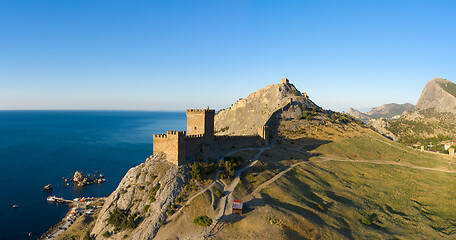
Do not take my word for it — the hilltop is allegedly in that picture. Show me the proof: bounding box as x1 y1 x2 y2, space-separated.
214 78 319 135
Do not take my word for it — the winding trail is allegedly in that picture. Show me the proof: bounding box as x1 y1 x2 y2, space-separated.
313 156 456 174
176 145 456 239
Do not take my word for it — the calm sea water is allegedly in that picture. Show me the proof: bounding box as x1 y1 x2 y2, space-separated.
0 111 186 240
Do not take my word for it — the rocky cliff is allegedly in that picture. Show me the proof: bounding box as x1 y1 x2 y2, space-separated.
90 153 187 239
415 78 456 114
214 80 319 135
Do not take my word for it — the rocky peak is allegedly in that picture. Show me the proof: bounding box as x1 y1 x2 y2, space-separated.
367 103 415 119
214 78 319 135
415 78 456 114
348 108 370 122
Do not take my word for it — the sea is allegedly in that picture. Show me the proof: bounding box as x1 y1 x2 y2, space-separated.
0 111 186 240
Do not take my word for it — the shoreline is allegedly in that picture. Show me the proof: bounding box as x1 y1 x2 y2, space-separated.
39 197 105 240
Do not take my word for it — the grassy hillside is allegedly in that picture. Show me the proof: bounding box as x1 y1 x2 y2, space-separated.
217 129 456 239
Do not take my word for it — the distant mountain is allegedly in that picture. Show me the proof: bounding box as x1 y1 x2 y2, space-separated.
348 103 414 121
386 78 456 142
415 78 456 114
348 108 370 122
367 103 415 119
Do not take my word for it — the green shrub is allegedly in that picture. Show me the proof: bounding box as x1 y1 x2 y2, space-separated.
175 197 183 203
167 209 174 215
107 208 138 230
149 196 156 202
191 161 203 181
193 215 213 227
218 156 241 180
361 218 371 225
143 205 150 213
215 190 225 198
103 231 111 237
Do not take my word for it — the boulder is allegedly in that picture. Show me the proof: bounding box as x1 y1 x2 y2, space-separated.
43 184 53 191
73 171 85 182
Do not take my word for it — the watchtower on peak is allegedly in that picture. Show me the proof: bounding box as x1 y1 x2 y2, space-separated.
186 107 215 139
281 78 289 84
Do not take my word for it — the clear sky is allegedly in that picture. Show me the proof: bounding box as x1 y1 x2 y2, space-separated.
1 1 455 112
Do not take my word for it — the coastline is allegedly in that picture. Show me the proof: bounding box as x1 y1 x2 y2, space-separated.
38 202 74 240
39 197 105 239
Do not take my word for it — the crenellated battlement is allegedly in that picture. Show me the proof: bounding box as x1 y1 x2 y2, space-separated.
166 130 186 136
186 134 204 138
153 134 168 138
186 109 216 113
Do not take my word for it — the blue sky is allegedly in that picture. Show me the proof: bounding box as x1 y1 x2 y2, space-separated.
1 1 455 112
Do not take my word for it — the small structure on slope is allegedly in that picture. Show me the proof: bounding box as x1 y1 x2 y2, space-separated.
232 200 243 215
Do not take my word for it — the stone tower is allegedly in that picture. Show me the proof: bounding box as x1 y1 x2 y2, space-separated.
153 131 186 165
258 125 269 143
281 78 289 84
186 107 215 139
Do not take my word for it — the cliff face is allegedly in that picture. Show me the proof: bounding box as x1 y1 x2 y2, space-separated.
90 153 187 240
214 80 318 135
415 78 456 114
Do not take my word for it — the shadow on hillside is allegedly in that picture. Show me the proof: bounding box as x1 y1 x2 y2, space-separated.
260 187 355 239
243 198 266 214
280 137 332 152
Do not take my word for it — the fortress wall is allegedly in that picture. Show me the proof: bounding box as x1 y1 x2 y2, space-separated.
214 135 263 149
185 136 205 156
153 131 186 165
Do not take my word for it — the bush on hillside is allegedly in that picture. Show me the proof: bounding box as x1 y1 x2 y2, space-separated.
193 215 213 227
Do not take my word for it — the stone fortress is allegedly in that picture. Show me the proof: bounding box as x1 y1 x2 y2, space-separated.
153 78 312 166
153 107 270 166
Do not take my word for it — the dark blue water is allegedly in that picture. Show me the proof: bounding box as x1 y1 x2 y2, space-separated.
0 111 186 240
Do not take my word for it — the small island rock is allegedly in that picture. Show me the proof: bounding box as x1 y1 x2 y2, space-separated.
73 171 85 182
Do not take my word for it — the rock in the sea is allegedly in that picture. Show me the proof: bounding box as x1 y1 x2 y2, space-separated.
73 171 85 182
99 174 104 178
43 184 53 191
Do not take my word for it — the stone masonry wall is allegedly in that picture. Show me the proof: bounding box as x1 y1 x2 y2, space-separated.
153 131 186 165
214 135 263 149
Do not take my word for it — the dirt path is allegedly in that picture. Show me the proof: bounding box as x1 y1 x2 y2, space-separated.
250 161 305 197
313 156 456 173
214 147 272 221
170 147 264 220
